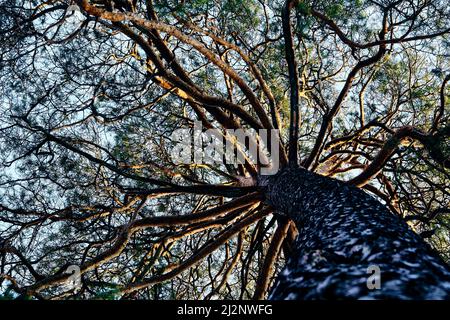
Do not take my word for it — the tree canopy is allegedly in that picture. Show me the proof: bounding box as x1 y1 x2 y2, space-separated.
0 0 449 299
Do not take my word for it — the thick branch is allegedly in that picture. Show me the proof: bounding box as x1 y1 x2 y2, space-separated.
348 126 450 187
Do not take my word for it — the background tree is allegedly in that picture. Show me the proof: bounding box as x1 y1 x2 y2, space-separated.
0 0 449 299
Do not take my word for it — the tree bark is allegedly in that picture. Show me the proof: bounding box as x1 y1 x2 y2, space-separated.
260 168 450 299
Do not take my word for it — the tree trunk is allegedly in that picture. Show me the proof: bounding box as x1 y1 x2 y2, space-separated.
260 168 450 299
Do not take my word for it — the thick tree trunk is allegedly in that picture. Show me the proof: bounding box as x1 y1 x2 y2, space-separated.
260 168 450 299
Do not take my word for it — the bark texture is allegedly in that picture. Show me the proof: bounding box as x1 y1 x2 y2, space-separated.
260 168 450 299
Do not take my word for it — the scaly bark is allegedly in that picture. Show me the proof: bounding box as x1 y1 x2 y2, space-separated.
259 168 450 299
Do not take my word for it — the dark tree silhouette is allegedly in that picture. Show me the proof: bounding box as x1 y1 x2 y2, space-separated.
0 0 449 300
